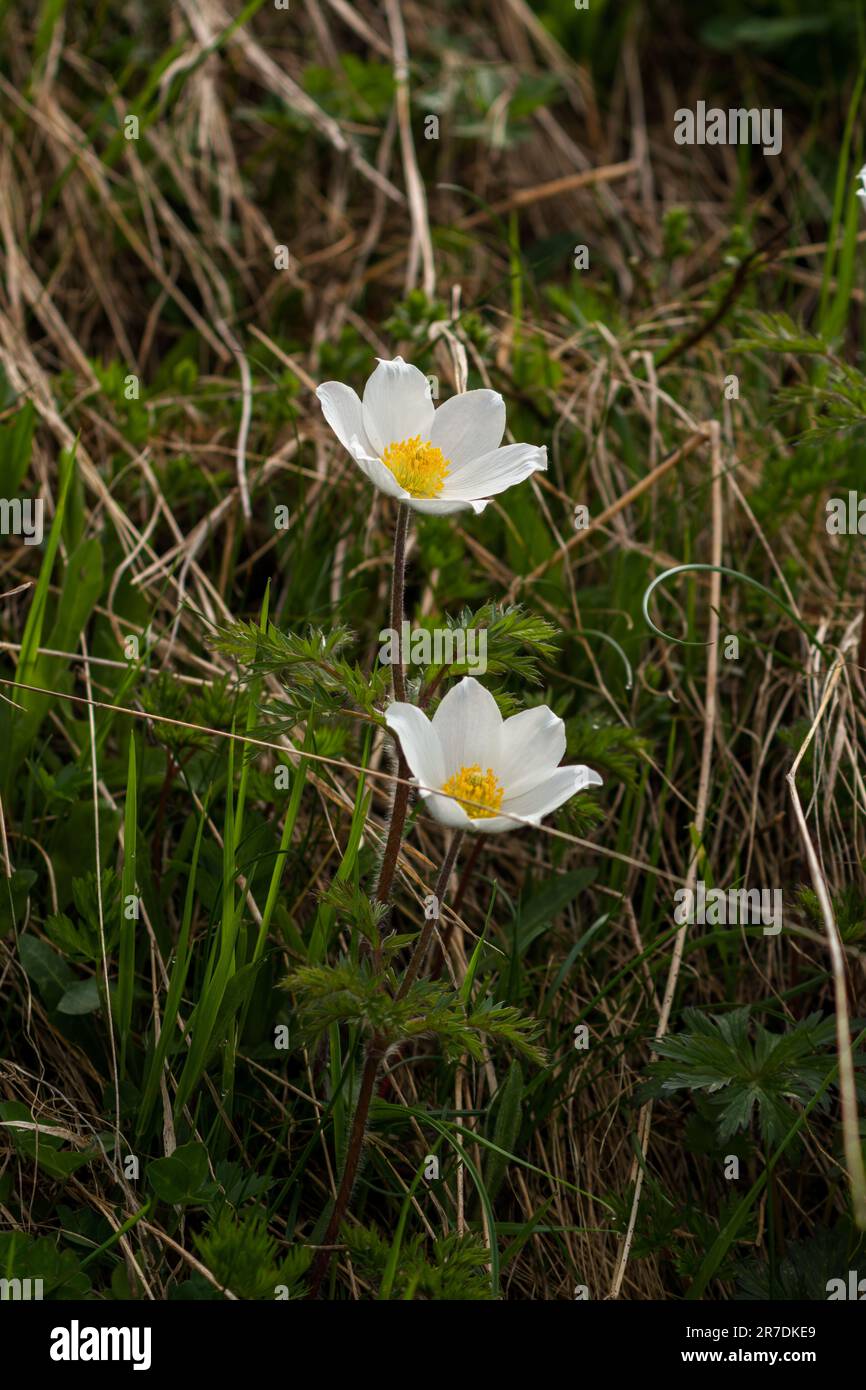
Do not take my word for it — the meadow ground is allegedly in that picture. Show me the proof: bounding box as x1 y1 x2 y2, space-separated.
1 0 866 1303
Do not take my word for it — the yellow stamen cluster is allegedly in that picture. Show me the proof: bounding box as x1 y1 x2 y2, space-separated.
441 763 504 820
382 436 450 499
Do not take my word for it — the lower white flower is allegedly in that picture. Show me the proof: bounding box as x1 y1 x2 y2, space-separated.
858 164 866 208
384 676 602 835
316 356 546 515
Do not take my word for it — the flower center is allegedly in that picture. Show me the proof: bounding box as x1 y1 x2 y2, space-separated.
381 435 450 499
441 763 504 820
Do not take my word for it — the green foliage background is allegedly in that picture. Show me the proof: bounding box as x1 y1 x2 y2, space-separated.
1 0 865 1301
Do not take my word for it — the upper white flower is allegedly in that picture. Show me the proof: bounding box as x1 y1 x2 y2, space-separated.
384 676 602 835
316 357 547 515
857 164 866 207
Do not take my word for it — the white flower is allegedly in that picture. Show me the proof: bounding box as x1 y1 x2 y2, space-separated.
316 356 547 515
384 676 602 835
857 165 866 207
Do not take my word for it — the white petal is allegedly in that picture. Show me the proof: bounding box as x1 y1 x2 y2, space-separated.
431 676 502 778
500 765 603 824
317 387 405 498
362 357 434 454
443 442 547 499
458 812 515 836
498 705 566 798
422 789 472 829
384 703 445 788
408 496 487 517
430 390 506 467
316 382 374 458
351 449 410 501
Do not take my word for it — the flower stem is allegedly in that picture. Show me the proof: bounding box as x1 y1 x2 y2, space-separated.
308 503 417 1299
390 502 409 704
396 829 464 1002
375 754 410 908
374 502 411 907
306 832 464 1298
429 833 482 978
307 1036 384 1300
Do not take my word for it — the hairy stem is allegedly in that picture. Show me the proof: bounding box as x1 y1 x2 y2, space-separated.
307 1037 384 1299
429 833 482 978
374 502 411 907
374 752 410 909
307 833 465 1298
389 502 409 703
309 503 416 1298
396 830 464 1002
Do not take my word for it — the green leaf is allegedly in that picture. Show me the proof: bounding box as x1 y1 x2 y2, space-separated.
0 1101 99 1179
17 934 75 1008
0 868 37 934
118 735 138 1068
11 529 104 769
484 1061 524 1202
57 978 102 1016
643 1007 840 1146
0 1231 91 1298
285 961 546 1064
0 401 35 494
148 1141 213 1205
514 869 596 954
